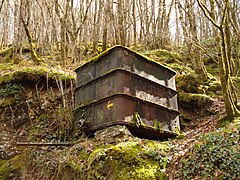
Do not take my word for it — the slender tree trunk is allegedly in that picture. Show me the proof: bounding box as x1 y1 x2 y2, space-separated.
102 0 108 51
187 0 208 80
197 0 240 120
20 0 40 64
117 0 126 45
132 0 137 46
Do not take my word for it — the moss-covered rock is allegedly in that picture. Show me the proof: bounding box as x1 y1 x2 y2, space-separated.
176 73 204 94
208 79 221 92
0 155 26 179
87 141 169 180
142 49 183 64
178 92 213 108
179 111 192 128
164 63 193 75
30 126 170 180
0 65 75 86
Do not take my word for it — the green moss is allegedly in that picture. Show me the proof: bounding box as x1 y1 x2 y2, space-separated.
0 63 15 72
0 48 13 61
232 77 240 98
153 120 162 130
144 141 169 155
165 63 193 74
176 73 204 93
208 80 221 92
176 71 221 97
31 135 169 179
87 141 169 179
0 155 26 179
144 47 182 59
142 49 182 64
178 92 213 108
61 139 169 179
0 65 75 86
131 112 142 127
0 97 16 107
176 133 186 139
206 63 219 76
36 114 49 122
0 160 5 168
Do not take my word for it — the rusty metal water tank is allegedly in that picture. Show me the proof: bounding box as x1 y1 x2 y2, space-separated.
73 46 180 140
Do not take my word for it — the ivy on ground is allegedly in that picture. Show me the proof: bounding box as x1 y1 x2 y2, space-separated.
175 121 240 180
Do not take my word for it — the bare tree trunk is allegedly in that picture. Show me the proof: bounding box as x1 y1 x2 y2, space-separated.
197 0 240 120
20 0 40 64
54 0 68 67
174 0 180 45
187 0 208 80
132 0 137 46
177 1 189 45
93 0 103 52
102 0 109 51
117 0 126 45
0 0 5 14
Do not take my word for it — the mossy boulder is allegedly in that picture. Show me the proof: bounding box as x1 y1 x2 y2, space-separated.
0 65 75 86
178 92 213 109
87 141 169 179
208 79 221 92
176 72 222 96
179 111 192 128
142 49 182 63
31 126 170 180
176 73 204 94
0 155 26 179
164 63 193 75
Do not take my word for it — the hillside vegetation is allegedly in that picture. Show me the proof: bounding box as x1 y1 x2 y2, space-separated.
0 45 239 179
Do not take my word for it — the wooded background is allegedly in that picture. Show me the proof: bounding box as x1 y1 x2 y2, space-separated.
0 0 240 119
0 0 238 63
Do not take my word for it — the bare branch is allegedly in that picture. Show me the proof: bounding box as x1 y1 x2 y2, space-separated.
196 0 221 29
220 2 228 28
0 0 5 14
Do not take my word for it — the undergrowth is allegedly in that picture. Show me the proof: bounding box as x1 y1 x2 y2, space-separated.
175 120 240 180
0 83 24 99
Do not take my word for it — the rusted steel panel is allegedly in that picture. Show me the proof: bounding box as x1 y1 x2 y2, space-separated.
75 46 176 90
74 69 178 111
74 94 179 139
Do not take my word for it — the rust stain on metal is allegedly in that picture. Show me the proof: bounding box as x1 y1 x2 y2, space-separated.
74 46 180 140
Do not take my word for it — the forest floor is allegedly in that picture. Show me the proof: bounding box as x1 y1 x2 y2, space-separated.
166 98 225 177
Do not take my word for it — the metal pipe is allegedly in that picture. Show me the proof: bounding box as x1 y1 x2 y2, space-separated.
16 142 73 146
